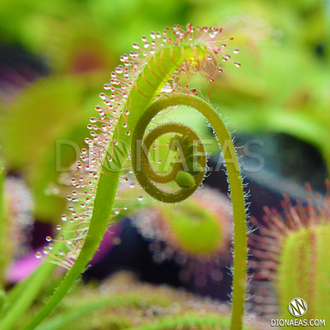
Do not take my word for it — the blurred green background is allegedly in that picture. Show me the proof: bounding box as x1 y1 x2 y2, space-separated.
0 0 329 224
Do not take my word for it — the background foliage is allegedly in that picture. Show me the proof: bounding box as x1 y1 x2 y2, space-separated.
0 0 329 329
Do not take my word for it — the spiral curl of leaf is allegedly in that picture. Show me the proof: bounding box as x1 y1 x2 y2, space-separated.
131 99 206 203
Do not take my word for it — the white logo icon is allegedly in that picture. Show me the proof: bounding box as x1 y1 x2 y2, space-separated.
288 298 307 317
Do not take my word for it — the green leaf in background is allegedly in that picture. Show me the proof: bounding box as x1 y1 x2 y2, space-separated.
0 159 8 287
0 77 98 221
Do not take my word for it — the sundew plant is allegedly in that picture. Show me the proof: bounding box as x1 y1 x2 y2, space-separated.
0 24 249 330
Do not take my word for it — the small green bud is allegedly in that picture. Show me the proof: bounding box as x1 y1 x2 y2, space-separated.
175 171 195 189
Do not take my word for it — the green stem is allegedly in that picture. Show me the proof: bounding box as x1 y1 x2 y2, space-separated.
0 262 57 329
0 232 72 329
20 173 120 330
18 44 205 330
24 94 246 330
1 35 246 330
0 161 5 288
133 94 247 329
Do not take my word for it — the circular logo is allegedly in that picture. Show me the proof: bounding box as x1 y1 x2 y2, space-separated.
288 298 307 317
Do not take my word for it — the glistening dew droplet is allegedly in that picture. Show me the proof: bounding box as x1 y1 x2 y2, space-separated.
35 251 42 259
